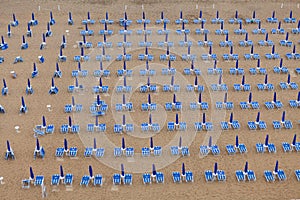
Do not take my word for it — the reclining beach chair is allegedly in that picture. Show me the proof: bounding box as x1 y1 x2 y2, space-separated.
194 10 206 24
280 74 298 90
156 11 170 24
161 60 176 75
266 11 278 23
64 96 82 113
93 77 109 94
236 162 256 182
165 94 182 111
179 33 192 47
291 20 300 34
289 91 300 108
99 22 113 35
34 115 55 136
74 47 90 62
113 164 132 185
181 46 196 61
170 137 189 156
80 24 94 36
160 46 176 61
68 12 73 25
215 22 228 35
252 21 266 34
219 34 233 47
5 140 15 160
226 135 247 155
200 136 219 156
113 115 134 134
140 60 156 76
119 12 132 27
158 34 174 47
78 35 92 49
138 47 154 61
137 11 151 24
264 160 286 182
176 22 190 35
258 33 274 46
211 11 224 24
157 21 170 35
89 95 108 116
20 96 27 114
190 93 209 111
271 21 285 34
72 62 88 78
141 137 162 157
265 92 283 110
115 76 132 93
175 11 188 24
265 45 280 59
210 74 227 91
198 33 213 47
248 112 267 130
220 112 240 130
87 116 106 133
195 21 209 35
60 116 80 134
115 94 133 112
233 75 251 91
82 12 95 25
234 22 247 35
58 47 67 62
96 46 112 62
173 163 193 183
286 45 300 59
223 46 239 61
167 113 187 131
257 74 274 91
100 12 114 24
273 58 288 73
205 163 226 182
239 33 253 47
141 114 160 132
207 60 222 75
272 111 293 129
163 76 180 92
68 77 84 93
256 135 276 153
240 92 260 109
229 10 242 24
246 11 260 24
183 60 201 76
116 47 132 61
284 11 296 23
249 59 266 75
98 34 113 48
202 46 217 60
244 45 260 60
141 94 157 111
28 13 38 26
215 92 234 110
195 112 213 131
280 32 292 47
10 13 19 27
140 77 157 93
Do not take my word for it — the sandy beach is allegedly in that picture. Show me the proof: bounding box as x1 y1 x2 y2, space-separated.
0 0 299 199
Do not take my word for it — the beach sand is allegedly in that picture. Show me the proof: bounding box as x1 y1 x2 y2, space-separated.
0 0 299 199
